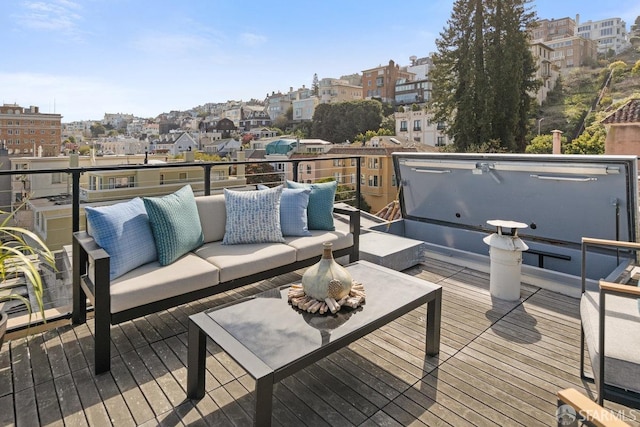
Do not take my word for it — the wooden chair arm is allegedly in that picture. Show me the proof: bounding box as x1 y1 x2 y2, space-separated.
557 388 630 427
582 237 640 251
599 280 640 297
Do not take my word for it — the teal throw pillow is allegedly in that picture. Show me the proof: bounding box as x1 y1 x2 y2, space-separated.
286 180 337 230
85 197 157 280
223 186 285 244
257 184 311 237
143 185 204 266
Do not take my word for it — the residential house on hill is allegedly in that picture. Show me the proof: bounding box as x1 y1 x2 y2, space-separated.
362 60 415 103
601 98 640 156
238 106 271 131
151 132 197 155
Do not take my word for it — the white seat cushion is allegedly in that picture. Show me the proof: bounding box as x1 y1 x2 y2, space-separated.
194 241 297 282
285 229 353 261
581 290 640 393
110 253 219 313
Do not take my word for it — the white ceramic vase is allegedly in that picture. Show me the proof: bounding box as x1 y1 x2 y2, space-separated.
302 242 353 301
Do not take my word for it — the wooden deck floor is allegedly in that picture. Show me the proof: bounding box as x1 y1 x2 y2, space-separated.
1 259 638 426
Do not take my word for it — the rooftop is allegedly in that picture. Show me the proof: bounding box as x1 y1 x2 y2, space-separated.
1 257 632 425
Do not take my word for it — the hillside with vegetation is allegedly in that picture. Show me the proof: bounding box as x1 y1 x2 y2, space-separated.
529 42 640 154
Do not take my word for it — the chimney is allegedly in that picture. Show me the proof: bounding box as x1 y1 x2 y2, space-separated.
552 129 563 154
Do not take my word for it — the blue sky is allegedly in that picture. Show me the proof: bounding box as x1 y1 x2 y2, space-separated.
2 0 639 123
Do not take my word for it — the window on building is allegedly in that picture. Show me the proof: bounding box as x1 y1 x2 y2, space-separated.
179 172 187 181
413 120 421 131
400 121 407 132
360 174 365 185
306 165 311 174
436 136 445 146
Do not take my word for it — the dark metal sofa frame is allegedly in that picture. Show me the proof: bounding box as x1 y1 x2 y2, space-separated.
72 206 360 374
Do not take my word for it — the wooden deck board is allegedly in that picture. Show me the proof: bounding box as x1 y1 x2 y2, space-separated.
3 260 639 426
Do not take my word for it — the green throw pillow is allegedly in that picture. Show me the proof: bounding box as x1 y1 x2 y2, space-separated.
143 185 204 265
286 180 337 230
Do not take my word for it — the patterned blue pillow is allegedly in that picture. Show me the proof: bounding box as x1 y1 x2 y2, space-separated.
143 185 204 266
223 186 285 244
85 197 157 280
257 185 311 237
286 180 337 230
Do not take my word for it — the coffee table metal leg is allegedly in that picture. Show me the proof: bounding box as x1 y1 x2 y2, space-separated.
187 318 206 399
254 373 274 427
426 287 442 356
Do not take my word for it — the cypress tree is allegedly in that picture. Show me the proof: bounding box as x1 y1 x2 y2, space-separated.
431 0 538 152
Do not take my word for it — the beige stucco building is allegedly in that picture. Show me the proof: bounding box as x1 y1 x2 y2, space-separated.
14 152 248 250
602 98 640 156
327 137 426 214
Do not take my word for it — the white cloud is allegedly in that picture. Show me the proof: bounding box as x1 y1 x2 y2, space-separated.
17 0 83 33
240 32 267 47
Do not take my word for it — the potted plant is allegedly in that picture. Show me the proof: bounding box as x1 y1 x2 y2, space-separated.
0 207 54 349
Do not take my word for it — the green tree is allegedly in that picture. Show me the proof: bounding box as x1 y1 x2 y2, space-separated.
524 134 568 154
431 0 538 152
563 123 605 154
310 100 383 143
245 162 281 185
312 73 319 96
90 123 106 138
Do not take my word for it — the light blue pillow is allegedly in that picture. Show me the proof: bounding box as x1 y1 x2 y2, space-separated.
85 197 157 280
223 186 285 244
257 185 311 237
286 180 337 231
143 185 204 266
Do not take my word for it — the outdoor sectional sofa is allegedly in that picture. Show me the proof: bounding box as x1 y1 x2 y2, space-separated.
72 184 360 374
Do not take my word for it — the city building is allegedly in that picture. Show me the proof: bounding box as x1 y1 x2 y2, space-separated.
406 55 434 80
395 79 432 106
531 17 577 41
14 151 248 250
0 104 62 157
545 36 598 70
238 106 271 131
318 78 363 104
577 16 630 55
265 92 292 121
530 41 559 104
395 109 451 147
327 136 424 213
292 96 319 122
361 60 415 103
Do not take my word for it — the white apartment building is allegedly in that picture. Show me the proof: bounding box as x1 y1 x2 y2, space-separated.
292 96 319 122
577 16 630 55
395 110 451 147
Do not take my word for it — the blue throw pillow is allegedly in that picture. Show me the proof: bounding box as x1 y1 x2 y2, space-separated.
286 180 337 230
143 185 204 266
223 186 285 244
85 197 157 280
257 185 311 237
